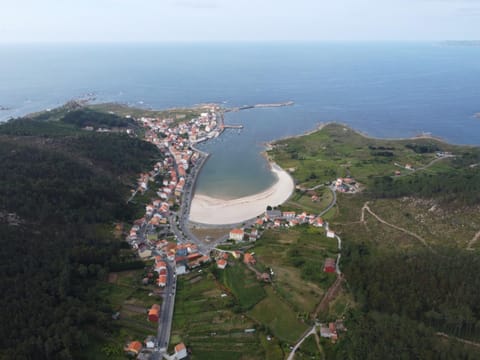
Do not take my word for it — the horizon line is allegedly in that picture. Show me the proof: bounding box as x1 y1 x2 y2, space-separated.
0 39 478 45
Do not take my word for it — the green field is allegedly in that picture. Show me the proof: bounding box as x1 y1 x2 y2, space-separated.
283 187 334 214
248 287 309 344
295 334 323 359
88 103 205 124
217 263 266 311
253 226 339 313
171 268 278 360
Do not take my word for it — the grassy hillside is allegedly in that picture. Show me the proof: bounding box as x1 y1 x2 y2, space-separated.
269 123 479 190
268 123 480 359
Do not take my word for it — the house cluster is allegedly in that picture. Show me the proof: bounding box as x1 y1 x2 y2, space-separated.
320 320 347 342
334 177 358 193
136 107 221 206
227 210 326 244
157 241 210 275
214 250 272 282
127 198 172 249
214 249 241 270
263 209 325 229
124 339 188 359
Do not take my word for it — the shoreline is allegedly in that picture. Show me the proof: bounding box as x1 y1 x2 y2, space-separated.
189 162 294 225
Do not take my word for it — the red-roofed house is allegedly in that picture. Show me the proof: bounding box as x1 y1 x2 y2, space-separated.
229 228 244 242
244 253 256 265
313 217 324 228
175 343 188 359
124 341 143 355
148 304 161 322
324 258 336 273
217 259 227 269
157 274 167 287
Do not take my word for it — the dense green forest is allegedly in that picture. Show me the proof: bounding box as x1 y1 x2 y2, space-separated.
61 109 135 129
333 243 480 359
371 166 480 205
0 115 160 359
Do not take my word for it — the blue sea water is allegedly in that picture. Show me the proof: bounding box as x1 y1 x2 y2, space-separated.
1 42 480 197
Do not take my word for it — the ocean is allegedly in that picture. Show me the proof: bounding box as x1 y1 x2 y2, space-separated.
1 42 480 198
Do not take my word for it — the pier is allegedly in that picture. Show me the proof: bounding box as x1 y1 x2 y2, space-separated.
226 101 294 112
223 124 244 129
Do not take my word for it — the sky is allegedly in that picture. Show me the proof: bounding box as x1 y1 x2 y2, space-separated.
0 0 479 42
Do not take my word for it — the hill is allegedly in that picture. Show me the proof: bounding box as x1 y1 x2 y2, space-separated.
0 112 161 359
269 123 480 359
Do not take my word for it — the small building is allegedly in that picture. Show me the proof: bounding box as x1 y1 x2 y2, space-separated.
155 259 167 273
157 274 167 287
313 217 324 228
217 259 227 270
145 335 156 349
260 272 271 282
174 342 188 359
244 253 256 265
124 341 143 356
148 304 161 322
265 209 282 220
320 323 338 340
289 219 299 227
176 264 187 275
282 211 296 220
324 258 336 273
139 249 153 259
326 230 335 238
255 218 264 227
229 228 245 242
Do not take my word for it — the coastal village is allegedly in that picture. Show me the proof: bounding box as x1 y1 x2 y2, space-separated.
114 105 347 359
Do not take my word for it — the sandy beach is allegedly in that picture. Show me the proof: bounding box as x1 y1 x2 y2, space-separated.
189 163 294 225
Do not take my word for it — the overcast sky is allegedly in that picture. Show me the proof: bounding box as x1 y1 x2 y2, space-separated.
1 0 479 42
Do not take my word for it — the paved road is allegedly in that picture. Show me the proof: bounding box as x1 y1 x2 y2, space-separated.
319 185 337 217
151 260 177 359
286 326 317 360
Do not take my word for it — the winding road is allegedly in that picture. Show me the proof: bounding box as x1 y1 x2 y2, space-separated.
361 202 434 252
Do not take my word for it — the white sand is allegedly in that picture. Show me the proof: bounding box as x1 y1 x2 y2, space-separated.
189 163 294 225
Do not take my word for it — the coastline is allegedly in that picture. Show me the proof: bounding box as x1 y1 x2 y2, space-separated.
189 162 294 225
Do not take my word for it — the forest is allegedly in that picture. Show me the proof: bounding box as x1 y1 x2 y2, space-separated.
0 115 160 359
371 166 480 205
61 109 135 129
331 243 480 359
